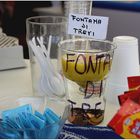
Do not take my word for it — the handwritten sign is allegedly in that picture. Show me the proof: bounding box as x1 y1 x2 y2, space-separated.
68 13 109 40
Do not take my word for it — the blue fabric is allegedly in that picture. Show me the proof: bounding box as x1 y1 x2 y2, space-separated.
59 124 122 139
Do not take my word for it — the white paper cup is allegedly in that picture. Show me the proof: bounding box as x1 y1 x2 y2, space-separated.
106 36 139 105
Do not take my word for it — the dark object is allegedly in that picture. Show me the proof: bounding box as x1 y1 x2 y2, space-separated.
1 1 52 59
93 1 140 12
59 124 122 139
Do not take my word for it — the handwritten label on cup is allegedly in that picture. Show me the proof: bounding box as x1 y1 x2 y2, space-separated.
68 13 109 40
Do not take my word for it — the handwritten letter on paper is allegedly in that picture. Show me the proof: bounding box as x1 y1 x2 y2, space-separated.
68 13 109 40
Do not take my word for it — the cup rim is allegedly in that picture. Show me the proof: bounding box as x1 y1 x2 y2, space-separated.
26 16 67 25
58 38 117 54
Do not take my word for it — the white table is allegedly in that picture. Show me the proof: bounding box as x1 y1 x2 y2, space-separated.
0 60 33 97
0 60 119 126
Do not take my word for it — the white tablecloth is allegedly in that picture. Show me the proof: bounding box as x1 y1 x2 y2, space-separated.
0 60 119 126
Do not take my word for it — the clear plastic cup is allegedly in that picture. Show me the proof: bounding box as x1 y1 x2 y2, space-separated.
64 1 92 16
58 38 116 125
26 16 68 98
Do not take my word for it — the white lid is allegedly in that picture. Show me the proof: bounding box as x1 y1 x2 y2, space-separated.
113 36 138 46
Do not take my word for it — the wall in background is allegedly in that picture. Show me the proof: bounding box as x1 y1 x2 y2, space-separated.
92 7 140 63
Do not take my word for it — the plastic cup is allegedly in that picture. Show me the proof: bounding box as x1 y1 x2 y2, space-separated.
106 36 139 105
64 1 92 16
58 38 116 125
26 16 68 98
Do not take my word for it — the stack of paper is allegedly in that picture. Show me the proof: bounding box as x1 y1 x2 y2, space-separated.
0 28 26 70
